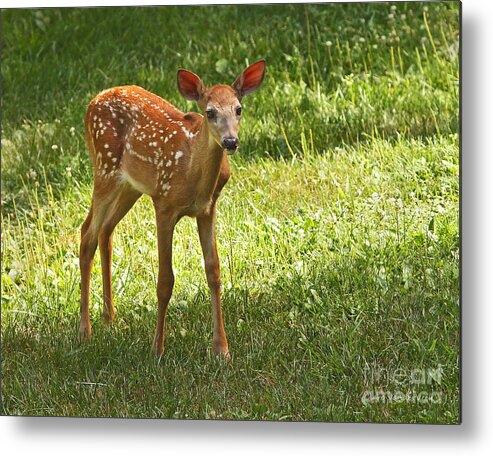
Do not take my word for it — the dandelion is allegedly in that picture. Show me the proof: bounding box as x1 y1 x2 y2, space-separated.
359 37 366 43
51 144 58 150
388 13 395 19
391 5 397 12
9 269 18 281
372 44 378 49
381 35 387 41
325 40 333 47
424 6 429 12
400 14 406 20
427 231 438 242
69 126 75 136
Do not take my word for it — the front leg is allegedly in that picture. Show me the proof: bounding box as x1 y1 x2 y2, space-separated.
197 206 229 358
152 204 176 356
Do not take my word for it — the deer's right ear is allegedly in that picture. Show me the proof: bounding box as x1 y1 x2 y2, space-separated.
177 69 205 101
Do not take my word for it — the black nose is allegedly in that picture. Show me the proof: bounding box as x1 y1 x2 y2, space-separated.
222 137 238 151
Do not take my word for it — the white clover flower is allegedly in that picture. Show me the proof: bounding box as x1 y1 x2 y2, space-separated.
391 5 397 11
69 126 76 136
51 144 58 150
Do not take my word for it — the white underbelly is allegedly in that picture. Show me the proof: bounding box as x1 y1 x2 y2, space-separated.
120 169 153 195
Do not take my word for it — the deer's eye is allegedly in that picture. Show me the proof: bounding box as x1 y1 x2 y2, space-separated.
206 109 216 120
236 106 242 116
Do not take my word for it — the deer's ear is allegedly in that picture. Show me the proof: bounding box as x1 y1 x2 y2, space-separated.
177 69 205 101
232 60 266 98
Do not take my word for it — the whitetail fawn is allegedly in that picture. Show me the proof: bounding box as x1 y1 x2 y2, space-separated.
79 60 266 357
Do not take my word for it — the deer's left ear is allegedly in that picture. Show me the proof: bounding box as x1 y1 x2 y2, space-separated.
232 60 266 98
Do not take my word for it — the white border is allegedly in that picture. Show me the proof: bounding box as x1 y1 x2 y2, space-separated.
2 0 493 454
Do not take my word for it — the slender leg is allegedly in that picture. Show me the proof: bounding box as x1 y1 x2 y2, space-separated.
79 189 116 341
79 207 95 340
98 186 142 323
197 206 229 357
151 204 176 355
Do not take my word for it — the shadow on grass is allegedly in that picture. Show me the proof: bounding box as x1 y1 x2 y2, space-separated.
2 242 459 422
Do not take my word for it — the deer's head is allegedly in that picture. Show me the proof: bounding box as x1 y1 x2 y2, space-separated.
177 60 266 154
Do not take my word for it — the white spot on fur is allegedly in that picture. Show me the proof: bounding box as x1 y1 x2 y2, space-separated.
181 126 197 139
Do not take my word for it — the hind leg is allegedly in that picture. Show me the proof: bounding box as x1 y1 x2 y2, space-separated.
79 182 119 341
99 185 142 324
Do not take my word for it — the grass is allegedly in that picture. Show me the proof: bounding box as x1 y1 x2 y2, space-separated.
1 2 460 422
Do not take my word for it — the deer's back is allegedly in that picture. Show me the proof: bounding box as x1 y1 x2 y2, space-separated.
85 85 202 198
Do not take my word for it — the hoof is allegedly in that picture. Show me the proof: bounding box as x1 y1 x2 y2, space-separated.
78 325 92 343
102 312 114 325
218 350 231 362
213 340 230 361
151 337 164 356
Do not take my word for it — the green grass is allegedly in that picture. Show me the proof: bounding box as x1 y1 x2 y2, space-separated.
1 3 460 422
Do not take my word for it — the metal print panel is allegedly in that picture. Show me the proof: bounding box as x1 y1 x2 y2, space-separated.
1 1 460 423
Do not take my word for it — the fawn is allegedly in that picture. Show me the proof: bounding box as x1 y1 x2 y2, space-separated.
79 60 266 357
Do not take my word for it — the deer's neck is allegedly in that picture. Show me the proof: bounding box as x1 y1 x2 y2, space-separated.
188 119 225 197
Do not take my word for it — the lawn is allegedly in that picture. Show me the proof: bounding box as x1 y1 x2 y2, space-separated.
1 2 460 423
